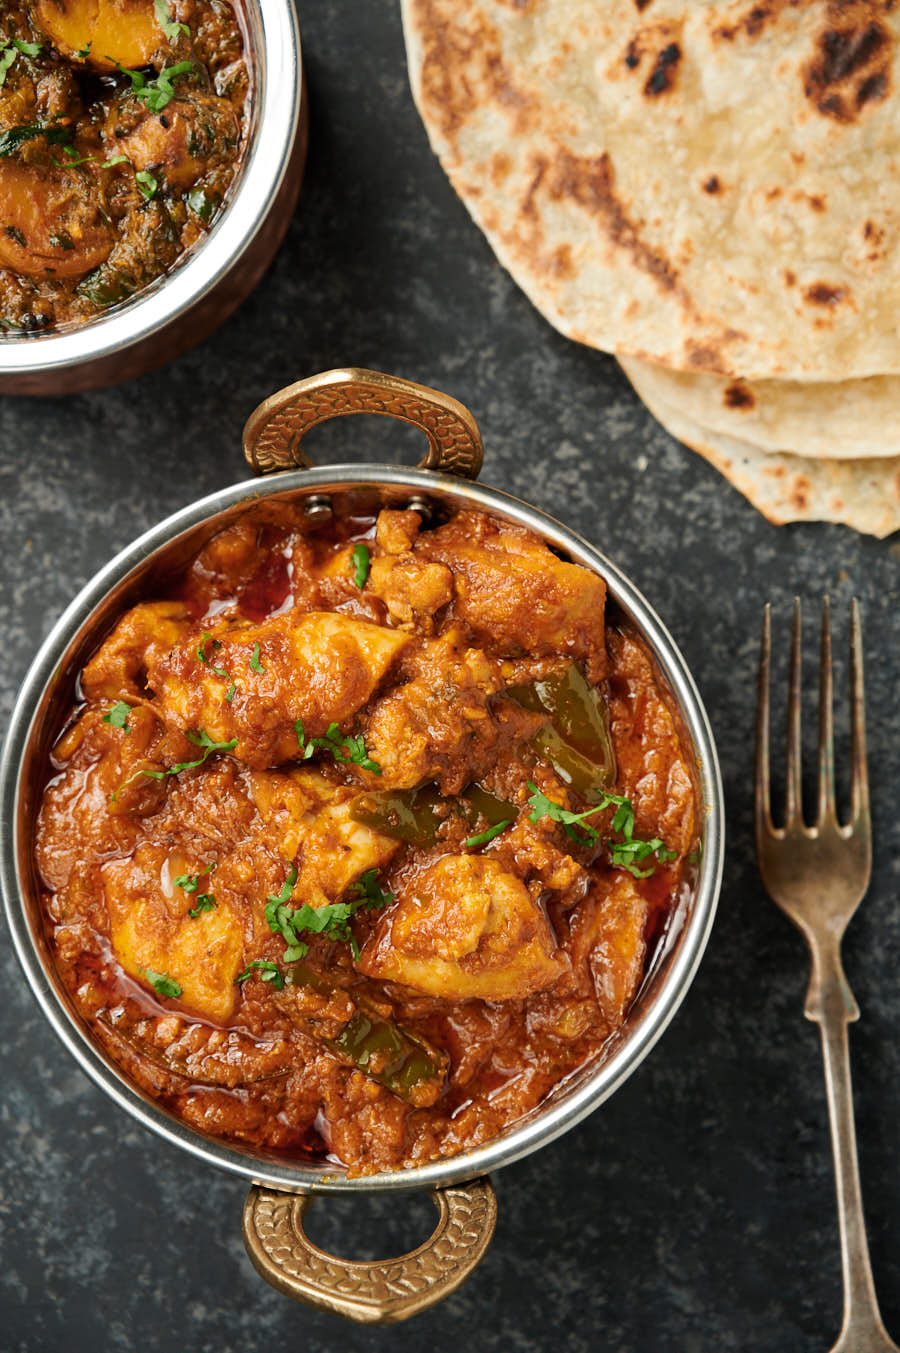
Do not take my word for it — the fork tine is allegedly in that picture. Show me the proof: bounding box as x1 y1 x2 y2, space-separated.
849 598 870 828
817 597 836 826
785 597 804 829
755 603 773 836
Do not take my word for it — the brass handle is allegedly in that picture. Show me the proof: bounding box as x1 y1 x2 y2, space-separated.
242 1177 497 1324
242 368 483 479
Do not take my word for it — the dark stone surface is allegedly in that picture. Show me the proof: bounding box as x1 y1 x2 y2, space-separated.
2 3 899 1350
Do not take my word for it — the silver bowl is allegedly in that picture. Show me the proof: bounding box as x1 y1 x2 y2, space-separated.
0 0 307 396
0 370 724 1322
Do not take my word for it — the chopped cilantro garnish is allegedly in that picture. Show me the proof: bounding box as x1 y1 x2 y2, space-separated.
249 642 265 673
0 122 73 158
0 47 17 88
54 150 128 169
235 959 284 989
113 728 237 797
187 893 216 918
153 0 190 42
197 630 234 694
173 860 215 894
12 38 42 57
295 719 381 775
351 543 370 588
102 700 131 731
139 966 182 998
135 169 158 200
113 59 193 113
464 819 512 850
525 781 676 877
75 41 92 58
264 866 393 964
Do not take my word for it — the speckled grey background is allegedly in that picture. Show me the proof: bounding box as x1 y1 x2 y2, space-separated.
2 3 899 1350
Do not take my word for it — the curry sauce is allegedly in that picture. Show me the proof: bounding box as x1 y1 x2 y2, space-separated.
0 0 247 331
35 502 697 1173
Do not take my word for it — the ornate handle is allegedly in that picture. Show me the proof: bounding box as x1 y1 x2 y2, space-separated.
242 1177 497 1324
242 368 483 479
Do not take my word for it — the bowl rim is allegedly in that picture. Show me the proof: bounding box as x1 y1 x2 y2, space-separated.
0 464 724 1193
0 0 301 377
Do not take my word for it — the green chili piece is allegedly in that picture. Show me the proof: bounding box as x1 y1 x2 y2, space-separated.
508 663 616 792
327 1008 446 1105
349 786 445 846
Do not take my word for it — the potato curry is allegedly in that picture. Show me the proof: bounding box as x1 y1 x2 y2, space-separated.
35 501 697 1173
0 0 247 331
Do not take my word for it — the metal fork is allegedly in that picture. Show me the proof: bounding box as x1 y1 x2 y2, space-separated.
755 597 897 1353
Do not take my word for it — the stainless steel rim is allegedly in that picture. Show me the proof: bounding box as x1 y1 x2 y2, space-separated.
0 0 301 378
0 465 724 1193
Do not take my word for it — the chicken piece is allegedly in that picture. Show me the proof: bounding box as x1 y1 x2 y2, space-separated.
0 162 116 278
375 509 422 554
147 611 411 770
81 600 193 701
33 0 165 71
364 629 503 793
248 769 399 909
102 843 245 1022
359 855 566 1001
569 875 649 1027
105 92 240 193
366 555 453 631
418 512 607 681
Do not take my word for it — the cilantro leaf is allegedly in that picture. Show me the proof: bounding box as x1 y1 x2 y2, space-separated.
173 860 215 894
0 47 17 89
135 168 158 200
249 642 265 673
75 42 92 58
295 720 381 775
153 0 190 42
351 544 370 588
12 38 43 57
197 630 234 694
187 893 217 918
525 781 676 876
114 59 193 113
139 966 182 998
102 700 131 731
235 959 284 989
114 728 236 796
0 122 73 158
263 866 393 963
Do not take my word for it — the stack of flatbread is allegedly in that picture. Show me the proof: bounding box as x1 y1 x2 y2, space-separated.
402 0 900 536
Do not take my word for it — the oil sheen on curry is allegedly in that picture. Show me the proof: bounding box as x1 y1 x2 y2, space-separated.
35 502 697 1173
0 0 247 331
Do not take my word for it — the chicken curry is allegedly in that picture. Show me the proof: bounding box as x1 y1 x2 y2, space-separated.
35 499 698 1173
0 0 247 331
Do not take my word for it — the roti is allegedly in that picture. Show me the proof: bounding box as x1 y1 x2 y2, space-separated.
618 357 900 460
620 359 900 537
403 0 900 380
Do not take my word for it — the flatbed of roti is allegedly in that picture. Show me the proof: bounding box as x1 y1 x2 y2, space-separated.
402 0 900 535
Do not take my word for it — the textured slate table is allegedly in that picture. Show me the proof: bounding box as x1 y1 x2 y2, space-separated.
2 4 898 1350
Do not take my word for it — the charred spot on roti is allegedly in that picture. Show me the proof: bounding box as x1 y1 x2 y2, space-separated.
784 269 797 286
491 151 513 185
550 244 575 278
863 220 884 243
804 281 849 305
547 150 679 293
723 382 755 409
644 42 682 95
803 14 893 122
702 175 722 194
791 475 813 510
625 39 641 68
417 1 536 141
684 342 723 370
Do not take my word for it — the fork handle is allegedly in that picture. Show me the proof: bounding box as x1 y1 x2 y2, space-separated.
804 944 895 1351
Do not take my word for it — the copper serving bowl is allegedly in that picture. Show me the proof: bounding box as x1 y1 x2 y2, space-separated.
0 370 724 1321
0 0 307 397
